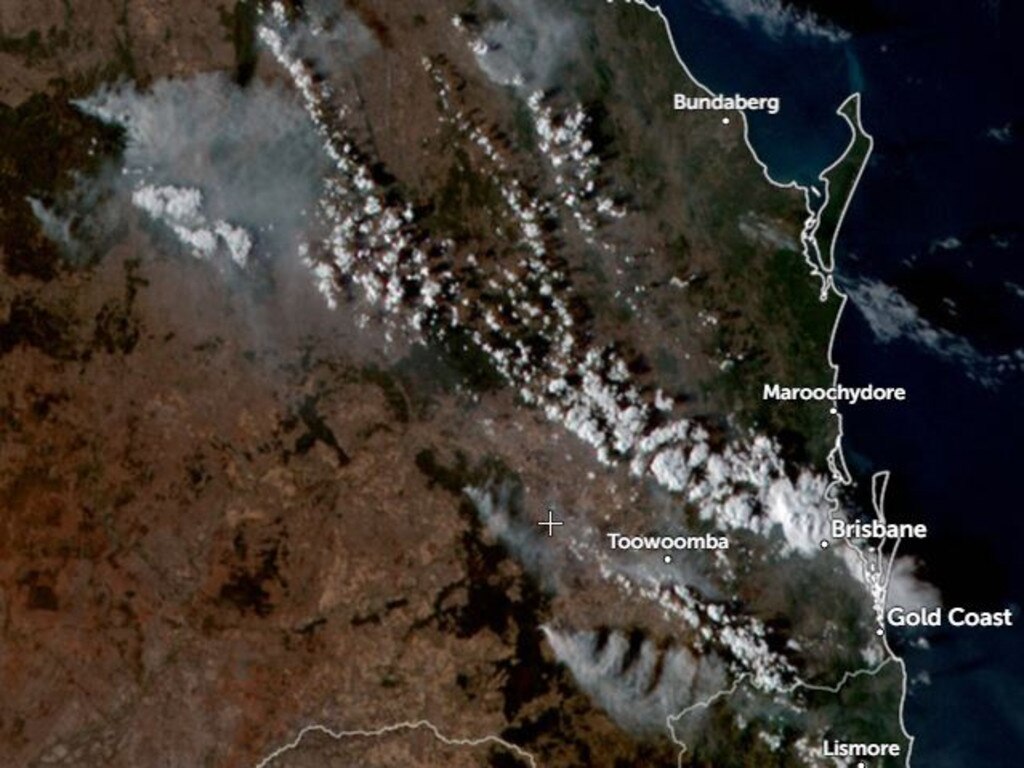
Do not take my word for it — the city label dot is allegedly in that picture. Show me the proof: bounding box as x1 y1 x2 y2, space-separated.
664 554 673 564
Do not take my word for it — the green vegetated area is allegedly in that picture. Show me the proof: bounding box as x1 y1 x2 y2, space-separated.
424 142 512 243
686 220 839 469
685 661 908 768
0 13 162 366
697 101 874 468
586 1 841 467
0 26 71 66
816 97 872 272
0 1 146 281
218 0 260 86
806 661 912 768
723 246 839 467
0 88 123 280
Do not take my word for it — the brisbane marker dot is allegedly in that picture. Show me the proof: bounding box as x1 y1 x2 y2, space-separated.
820 540 829 549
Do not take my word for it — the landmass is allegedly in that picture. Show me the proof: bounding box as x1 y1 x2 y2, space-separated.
0 1 915 766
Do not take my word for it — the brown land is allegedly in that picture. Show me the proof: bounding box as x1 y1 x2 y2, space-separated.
0 2 866 767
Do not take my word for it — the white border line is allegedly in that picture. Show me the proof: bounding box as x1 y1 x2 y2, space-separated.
618 1 914 764
256 5 912 766
253 719 537 768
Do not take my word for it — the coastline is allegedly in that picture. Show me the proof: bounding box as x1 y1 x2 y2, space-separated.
625 1 913 762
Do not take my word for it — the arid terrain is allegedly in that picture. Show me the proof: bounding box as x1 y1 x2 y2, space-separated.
1 2 907 767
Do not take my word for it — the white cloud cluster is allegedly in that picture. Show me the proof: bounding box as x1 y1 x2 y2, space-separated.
261 4 853 567
255 1 937 715
526 91 625 235
131 184 252 266
260 6 451 338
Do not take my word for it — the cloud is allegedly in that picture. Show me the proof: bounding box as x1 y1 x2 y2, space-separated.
885 555 942 614
131 184 252 267
710 0 850 44
845 277 1024 387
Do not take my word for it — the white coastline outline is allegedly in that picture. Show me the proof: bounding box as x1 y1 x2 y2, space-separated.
253 3 913 765
617 0 914 764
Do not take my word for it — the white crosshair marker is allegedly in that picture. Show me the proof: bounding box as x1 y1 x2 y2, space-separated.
537 508 564 537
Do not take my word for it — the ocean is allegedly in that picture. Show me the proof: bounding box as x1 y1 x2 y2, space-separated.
655 0 1024 764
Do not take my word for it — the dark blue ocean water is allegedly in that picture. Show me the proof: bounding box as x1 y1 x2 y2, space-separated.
658 0 1024 764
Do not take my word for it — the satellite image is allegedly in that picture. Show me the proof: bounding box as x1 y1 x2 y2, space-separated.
1 1 1020 767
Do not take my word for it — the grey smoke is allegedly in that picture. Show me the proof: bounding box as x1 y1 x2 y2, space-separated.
27 197 74 251
465 481 566 588
472 0 581 90
284 0 378 66
466 478 721 600
543 624 729 734
73 72 331 261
